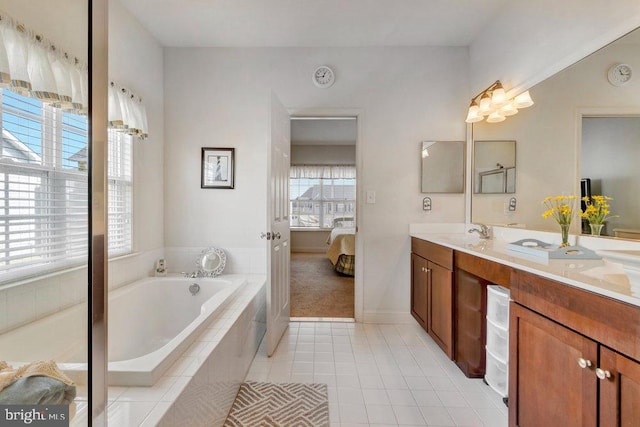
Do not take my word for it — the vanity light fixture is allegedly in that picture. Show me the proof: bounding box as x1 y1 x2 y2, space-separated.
465 80 534 123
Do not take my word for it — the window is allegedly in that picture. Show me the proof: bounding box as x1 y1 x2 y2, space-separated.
107 129 132 255
0 89 132 281
290 167 356 229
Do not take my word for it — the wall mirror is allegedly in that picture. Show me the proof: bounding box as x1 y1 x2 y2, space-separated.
473 140 516 194
421 140 464 193
471 26 640 237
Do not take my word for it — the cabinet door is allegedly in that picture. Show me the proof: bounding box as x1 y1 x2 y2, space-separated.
599 347 640 426
509 303 598 427
411 254 429 328
428 261 453 359
454 268 487 377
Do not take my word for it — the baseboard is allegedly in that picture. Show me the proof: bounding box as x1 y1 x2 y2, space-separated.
362 311 414 324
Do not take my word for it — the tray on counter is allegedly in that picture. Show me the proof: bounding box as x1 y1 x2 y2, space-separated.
507 239 601 260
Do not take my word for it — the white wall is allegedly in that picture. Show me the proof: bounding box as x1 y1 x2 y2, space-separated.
164 47 468 320
470 1 640 95
472 41 640 231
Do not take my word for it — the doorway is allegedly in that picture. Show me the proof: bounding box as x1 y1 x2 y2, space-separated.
288 117 357 319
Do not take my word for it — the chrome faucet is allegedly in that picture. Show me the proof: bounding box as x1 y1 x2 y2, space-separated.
182 271 201 279
468 223 491 239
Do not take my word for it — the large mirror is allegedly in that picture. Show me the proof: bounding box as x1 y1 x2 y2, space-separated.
471 26 640 237
421 140 465 193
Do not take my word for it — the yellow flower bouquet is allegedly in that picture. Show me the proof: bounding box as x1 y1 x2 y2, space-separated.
580 195 617 236
542 195 578 246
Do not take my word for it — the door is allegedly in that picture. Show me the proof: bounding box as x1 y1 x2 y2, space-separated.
411 254 428 328
428 261 453 359
599 347 640 426
266 92 291 356
510 303 598 427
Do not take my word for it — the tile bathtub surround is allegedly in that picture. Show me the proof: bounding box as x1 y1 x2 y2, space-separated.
246 321 507 427
71 275 267 427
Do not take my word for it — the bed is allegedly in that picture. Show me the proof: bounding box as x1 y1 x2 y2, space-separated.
326 227 356 276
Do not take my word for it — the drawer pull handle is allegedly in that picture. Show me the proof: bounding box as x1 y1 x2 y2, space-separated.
577 358 592 369
596 368 611 380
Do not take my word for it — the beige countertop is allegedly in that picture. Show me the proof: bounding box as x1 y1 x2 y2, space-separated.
410 231 640 308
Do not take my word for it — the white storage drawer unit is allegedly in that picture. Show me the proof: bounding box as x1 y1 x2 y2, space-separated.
485 285 510 399
487 284 510 327
486 318 509 362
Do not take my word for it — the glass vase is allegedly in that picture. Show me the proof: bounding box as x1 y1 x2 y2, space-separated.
560 223 570 247
589 223 604 236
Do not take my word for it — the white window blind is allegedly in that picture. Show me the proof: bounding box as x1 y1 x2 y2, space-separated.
0 89 133 282
108 129 132 256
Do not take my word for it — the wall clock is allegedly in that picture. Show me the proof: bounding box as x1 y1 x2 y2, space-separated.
313 65 335 88
607 63 632 86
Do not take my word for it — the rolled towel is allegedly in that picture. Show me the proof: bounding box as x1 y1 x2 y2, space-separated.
0 376 76 405
0 360 76 405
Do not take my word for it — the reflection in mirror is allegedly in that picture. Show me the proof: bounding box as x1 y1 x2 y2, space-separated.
421 140 464 193
474 140 515 194
471 26 640 236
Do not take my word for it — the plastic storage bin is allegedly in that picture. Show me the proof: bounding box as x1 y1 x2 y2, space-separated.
487 285 510 327
486 318 509 362
485 348 508 397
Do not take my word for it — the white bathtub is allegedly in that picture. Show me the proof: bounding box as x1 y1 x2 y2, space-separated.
0 275 244 387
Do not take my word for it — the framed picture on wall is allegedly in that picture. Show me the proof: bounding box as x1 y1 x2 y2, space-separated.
201 147 235 189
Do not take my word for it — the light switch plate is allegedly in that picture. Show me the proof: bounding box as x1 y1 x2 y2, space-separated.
366 190 376 204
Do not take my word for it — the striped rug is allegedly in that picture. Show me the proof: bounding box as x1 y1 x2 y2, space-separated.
224 381 329 427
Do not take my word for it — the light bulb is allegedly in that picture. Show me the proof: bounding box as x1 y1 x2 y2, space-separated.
479 93 492 115
465 105 483 123
490 82 507 107
513 90 534 108
486 110 505 123
500 102 518 117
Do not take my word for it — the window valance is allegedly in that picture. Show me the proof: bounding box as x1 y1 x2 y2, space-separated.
290 164 356 179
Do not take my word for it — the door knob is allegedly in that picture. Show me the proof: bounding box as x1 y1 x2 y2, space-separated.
595 368 612 380
577 358 592 369
273 232 282 240
260 232 272 240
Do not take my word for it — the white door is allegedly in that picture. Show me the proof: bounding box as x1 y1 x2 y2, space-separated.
265 92 291 356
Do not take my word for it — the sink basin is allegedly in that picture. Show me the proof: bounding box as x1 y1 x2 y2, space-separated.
596 250 640 289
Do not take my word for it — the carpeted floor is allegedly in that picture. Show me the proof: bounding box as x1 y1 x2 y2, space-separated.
290 252 354 318
224 381 329 427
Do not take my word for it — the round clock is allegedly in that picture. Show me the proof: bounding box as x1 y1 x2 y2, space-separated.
312 65 335 88
607 63 632 86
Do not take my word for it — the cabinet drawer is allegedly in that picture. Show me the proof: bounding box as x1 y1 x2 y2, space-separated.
455 251 511 288
411 238 453 270
512 269 640 362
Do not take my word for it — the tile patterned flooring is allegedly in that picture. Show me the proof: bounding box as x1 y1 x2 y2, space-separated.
245 321 508 427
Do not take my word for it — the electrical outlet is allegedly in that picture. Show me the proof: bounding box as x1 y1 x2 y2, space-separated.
508 197 517 211
366 190 376 204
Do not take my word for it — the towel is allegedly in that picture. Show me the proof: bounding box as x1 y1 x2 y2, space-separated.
0 360 76 405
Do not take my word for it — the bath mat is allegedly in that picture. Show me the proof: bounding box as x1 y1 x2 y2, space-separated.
224 381 329 427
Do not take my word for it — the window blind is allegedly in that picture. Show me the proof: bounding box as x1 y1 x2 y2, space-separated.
0 89 133 282
0 90 89 280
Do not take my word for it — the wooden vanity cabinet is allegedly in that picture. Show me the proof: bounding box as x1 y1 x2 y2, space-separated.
454 251 511 378
411 238 454 359
509 269 640 427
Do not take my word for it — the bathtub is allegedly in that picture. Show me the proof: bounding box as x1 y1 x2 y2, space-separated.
0 275 244 387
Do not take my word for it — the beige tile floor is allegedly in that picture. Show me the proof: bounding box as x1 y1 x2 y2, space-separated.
245 321 508 427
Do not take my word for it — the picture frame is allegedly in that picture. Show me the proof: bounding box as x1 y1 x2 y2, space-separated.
201 147 235 189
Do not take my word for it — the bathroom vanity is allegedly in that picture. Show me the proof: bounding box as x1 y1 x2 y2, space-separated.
410 230 640 426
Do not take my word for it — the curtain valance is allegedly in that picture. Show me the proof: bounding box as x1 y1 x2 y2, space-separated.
290 164 356 179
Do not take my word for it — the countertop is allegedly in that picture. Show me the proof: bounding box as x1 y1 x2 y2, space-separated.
410 231 640 308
